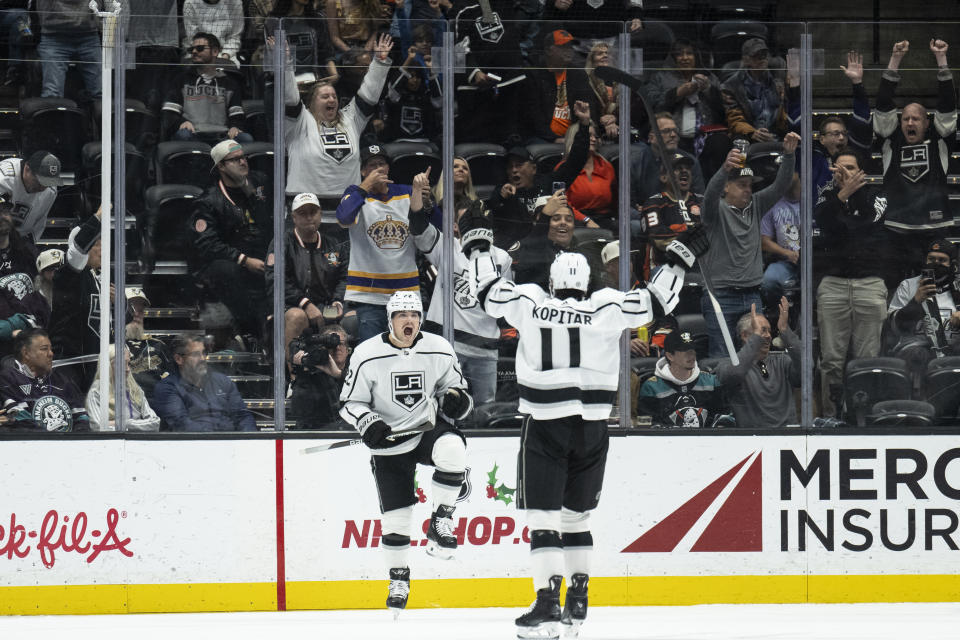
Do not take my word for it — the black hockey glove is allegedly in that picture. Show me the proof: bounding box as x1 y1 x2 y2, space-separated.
439 388 472 421
458 200 494 259
664 225 709 270
361 420 393 449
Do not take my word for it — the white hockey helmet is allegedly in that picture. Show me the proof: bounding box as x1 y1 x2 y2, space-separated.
549 252 590 297
386 291 423 340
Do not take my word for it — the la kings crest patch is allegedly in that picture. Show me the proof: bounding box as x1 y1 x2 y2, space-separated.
474 12 504 43
392 371 425 411
899 144 930 182
321 127 352 163
34 395 72 432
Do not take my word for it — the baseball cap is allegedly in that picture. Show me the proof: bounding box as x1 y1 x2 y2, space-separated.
125 286 151 306
728 166 761 182
601 241 620 265
506 146 534 163
292 192 320 211
662 152 695 171
360 144 390 168
26 151 63 188
36 248 63 272
664 330 697 353
210 139 244 165
926 238 958 261
742 38 769 58
544 29 578 49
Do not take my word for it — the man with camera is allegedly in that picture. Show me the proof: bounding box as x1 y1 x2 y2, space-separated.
887 238 960 386
288 324 350 429
266 192 347 372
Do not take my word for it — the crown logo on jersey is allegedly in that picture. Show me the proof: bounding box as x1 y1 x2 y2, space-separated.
367 215 409 250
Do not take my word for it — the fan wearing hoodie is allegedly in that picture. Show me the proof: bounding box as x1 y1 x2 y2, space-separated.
162 32 250 143
637 329 725 428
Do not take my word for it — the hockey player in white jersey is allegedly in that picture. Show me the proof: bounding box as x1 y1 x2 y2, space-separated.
458 210 708 639
410 198 513 406
339 291 473 617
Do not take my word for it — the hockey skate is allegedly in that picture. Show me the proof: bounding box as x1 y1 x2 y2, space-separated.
386 567 410 619
515 575 562 639
560 573 589 638
425 504 457 560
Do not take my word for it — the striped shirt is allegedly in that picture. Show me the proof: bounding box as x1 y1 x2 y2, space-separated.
336 184 419 305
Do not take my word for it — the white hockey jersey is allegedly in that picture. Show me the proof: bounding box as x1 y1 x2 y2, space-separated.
283 57 390 198
0 158 57 242
337 184 419 305
415 224 513 359
340 331 469 455
479 263 685 420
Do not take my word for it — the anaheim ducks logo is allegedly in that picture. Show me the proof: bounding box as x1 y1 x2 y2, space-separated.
367 215 409 250
0 273 33 300
33 395 72 432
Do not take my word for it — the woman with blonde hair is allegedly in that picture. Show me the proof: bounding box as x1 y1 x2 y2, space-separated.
585 42 620 142
85 344 161 432
431 156 478 213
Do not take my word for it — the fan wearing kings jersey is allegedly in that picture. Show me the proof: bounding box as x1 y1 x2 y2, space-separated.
458 207 708 638
339 291 472 618
277 33 394 199
874 39 957 272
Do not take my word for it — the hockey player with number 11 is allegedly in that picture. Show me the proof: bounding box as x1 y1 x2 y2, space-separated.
459 208 708 639
339 291 473 618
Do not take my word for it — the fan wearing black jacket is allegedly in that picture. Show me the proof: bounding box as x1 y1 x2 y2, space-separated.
188 140 273 339
813 150 893 417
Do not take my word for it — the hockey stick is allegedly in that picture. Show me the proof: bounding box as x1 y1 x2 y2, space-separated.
300 419 436 454
594 65 741 365
301 401 439 455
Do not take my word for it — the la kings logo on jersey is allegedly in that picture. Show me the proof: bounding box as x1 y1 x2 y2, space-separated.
474 12 504 43
400 106 423 135
900 144 930 182
34 395 72 432
392 371 425 411
321 128 351 163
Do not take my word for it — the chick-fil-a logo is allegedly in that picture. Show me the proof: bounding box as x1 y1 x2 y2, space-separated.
0 509 134 568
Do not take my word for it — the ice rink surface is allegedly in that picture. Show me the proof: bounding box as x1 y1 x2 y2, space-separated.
1 603 958 640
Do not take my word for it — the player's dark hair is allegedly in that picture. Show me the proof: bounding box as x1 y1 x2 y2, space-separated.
13 327 48 361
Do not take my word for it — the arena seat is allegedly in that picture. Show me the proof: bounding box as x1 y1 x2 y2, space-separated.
92 98 158 149
155 141 213 188
710 20 769 69
383 141 440 185
240 141 276 177
143 184 204 266
867 400 936 427
843 357 912 427
526 143 565 174
79 141 148 216
922 356 960 423
242 99 269 142
454 143 506 188
19 97 87 172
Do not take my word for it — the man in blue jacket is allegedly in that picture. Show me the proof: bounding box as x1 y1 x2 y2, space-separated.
152 335 256 432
